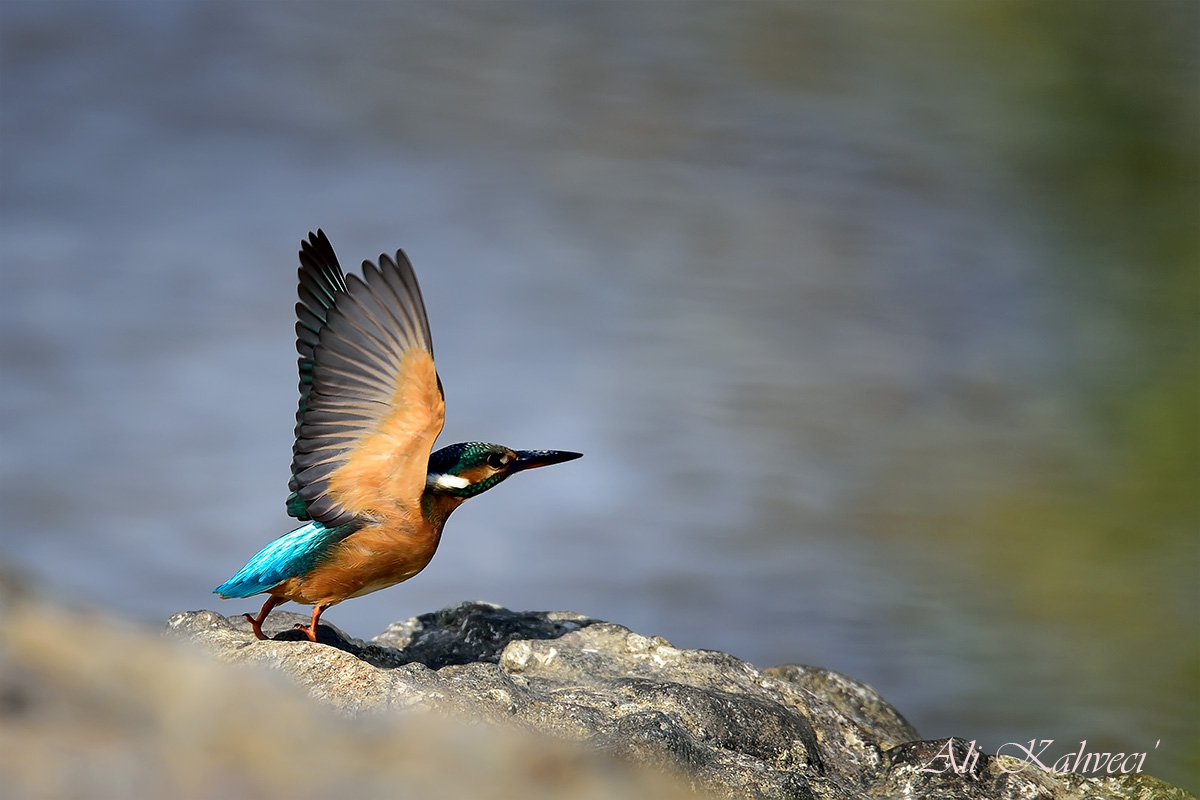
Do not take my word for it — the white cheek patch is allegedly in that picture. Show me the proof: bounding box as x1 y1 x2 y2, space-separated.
427 473 470 490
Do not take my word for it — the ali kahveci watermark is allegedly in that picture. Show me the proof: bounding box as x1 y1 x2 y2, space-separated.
920 738 1161 777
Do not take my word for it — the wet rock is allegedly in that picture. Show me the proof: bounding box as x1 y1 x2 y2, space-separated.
163 602 1194 800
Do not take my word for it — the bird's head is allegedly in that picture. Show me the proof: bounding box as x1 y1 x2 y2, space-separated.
425 442 582 500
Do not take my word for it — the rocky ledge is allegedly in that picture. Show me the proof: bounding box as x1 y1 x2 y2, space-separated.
161 602 1190 800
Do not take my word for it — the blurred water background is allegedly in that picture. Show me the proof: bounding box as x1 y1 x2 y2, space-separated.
1 1 1196 790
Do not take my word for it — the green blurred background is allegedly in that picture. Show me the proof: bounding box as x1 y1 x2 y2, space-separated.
1 1 1196 790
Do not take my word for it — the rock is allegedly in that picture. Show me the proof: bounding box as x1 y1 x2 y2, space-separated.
163 602 1195 800
0 575 697 800
0 550 1190 800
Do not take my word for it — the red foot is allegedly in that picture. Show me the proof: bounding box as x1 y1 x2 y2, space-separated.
294 604 328 643
243 596 282 640
242 613 266 640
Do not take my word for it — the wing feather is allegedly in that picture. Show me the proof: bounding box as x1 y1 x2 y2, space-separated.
292 229 348 428
288 235 445 526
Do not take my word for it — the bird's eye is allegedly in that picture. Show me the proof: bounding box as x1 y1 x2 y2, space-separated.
486 451 510 469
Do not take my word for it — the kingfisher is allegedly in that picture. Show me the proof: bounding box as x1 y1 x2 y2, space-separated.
214 230 581 642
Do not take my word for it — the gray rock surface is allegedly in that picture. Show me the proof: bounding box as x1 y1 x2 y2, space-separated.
161 602 1193 800
0 573 693 800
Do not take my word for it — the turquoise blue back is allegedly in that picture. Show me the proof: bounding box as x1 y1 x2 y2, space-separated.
213 521 354 598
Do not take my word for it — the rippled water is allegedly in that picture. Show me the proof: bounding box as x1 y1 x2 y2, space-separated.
2 2 1196 789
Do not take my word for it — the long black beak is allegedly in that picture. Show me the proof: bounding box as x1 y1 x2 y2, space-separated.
510 449 583 473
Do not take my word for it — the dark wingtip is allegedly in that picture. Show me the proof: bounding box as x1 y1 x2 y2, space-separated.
300 229 339 269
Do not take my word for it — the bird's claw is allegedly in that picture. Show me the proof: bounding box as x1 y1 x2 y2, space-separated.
293 622 319 643
243 612 269 641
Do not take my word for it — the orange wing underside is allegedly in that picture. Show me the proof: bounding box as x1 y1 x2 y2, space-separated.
270 348 444 607
326 348 445 518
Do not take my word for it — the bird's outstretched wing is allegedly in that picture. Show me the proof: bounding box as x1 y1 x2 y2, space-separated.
286 230 445 527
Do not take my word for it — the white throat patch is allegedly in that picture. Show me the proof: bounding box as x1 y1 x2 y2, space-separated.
427 472 470 490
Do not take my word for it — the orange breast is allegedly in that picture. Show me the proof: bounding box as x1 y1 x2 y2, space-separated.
272 512 443 607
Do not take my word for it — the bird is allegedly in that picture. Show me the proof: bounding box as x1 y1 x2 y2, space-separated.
214 230 581 642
